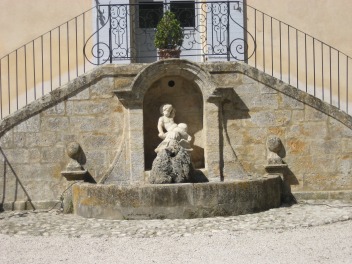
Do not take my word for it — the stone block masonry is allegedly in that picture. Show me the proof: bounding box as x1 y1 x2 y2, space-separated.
203 63 352 193
1 60 352 210
0 64 144 210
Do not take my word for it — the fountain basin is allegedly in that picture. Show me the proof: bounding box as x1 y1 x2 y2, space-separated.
72 175 282 220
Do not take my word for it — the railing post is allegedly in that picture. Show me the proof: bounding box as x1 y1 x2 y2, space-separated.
243 1 248 63
109 5 112 64
96 6 100 65
227 1 230 61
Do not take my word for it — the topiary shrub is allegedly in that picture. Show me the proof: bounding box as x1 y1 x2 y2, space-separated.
154 11 184 50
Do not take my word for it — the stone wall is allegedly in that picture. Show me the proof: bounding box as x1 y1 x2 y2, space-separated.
205 62 352 192
1 60 352 210
0 64 145 209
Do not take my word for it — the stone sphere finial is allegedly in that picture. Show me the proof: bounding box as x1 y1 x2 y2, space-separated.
66 142 81 160
266 135 283 165
65 142 83 171
267 135 282 153
62 141 87 181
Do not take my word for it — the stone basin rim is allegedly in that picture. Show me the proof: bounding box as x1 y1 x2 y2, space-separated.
72 175 283 220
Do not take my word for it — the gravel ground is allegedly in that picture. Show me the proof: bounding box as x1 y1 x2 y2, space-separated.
1 201 352 264
1 222 352 264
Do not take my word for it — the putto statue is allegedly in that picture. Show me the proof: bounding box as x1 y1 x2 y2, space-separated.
150 104 194 184
155 104 192 153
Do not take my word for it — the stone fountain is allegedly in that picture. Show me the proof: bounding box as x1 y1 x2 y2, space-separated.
71 60 283 220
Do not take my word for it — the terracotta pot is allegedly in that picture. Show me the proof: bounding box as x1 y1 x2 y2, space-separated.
158 49 181 59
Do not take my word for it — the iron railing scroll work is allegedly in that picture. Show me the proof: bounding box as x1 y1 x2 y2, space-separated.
83 1 256 64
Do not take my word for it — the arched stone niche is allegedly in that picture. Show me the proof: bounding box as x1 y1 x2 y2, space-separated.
114 59 220 184
143 76 204 170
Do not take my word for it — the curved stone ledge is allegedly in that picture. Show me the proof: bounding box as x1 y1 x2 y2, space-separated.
72 175 282 220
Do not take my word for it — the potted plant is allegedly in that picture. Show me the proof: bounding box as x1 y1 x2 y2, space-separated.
154 11 184 59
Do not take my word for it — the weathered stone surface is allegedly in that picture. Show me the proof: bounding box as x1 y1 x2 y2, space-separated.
73 175 282 220
41 147 65 163
41 117 69 132
305 105 328 121
279 94 305 109
14 115 40 133
291 109 305 121
28 148 41 163
150 140 193 184
1 148 30 164
329 118 352 138
69 116 112 132
81 134 119 149
241 93 278 110
210 73 241 87
42 102 66 116
66 100 111 115
13 133 26 147
0 131 13 148
258 83 278 94
249 110 291 127
25 132 58 147
69 88 90 100
89 78 113 99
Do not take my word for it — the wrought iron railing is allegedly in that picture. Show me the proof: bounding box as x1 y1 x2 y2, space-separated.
0 1 351 118
84 1 253 64
0 6 96 119
245 5 352 114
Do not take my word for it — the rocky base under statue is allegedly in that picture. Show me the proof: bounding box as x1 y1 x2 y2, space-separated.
149 139 194 184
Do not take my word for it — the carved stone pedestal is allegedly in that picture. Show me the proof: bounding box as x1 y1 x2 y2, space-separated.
265 136 294 204
264 164 288 175
61 170 87 181
61 142 87 213
265 164 293 204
